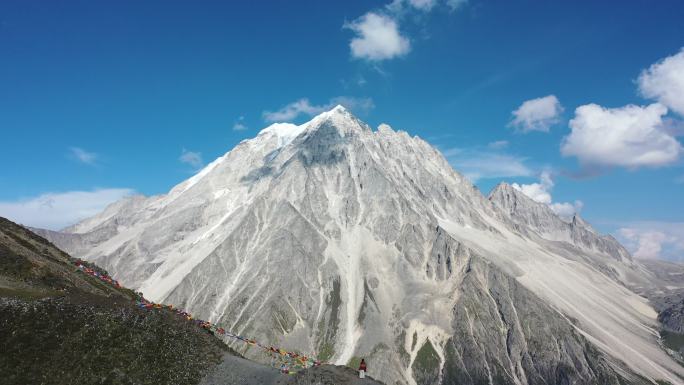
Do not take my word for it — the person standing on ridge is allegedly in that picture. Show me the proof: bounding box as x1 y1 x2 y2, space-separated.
359 358 367 379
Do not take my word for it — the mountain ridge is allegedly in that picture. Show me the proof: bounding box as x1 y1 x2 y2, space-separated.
34 107 684 385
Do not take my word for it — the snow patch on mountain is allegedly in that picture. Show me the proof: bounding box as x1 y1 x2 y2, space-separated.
257 122 306 149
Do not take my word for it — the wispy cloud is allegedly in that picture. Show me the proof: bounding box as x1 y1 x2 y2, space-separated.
179 149 203 170
675 174 684 184
69 147 98 165
446 0 467 11
487 140 509 149
616 221 684 261
263 96 374 123
232 116 248 131
0 188 134 230
441 146 533 182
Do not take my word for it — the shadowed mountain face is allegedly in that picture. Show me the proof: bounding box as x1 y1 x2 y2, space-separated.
35 107 684 385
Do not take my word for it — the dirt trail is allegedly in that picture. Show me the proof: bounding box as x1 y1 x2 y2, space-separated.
200 353 384 385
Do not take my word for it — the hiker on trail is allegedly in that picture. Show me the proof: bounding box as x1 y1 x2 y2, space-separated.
359 358 367 379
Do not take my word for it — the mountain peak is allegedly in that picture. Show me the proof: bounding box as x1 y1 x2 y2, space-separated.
306 104 370 136
37 108 659 385
488 182 520 200
491 181 514 192
329 104 347 113
314 104 354 121
571 213 596 232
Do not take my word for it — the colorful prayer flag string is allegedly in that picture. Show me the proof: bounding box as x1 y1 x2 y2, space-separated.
74 260 324 373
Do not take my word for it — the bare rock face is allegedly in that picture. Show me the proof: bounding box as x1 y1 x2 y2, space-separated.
445 256 626 385
37 106 683 385
488 182 631 262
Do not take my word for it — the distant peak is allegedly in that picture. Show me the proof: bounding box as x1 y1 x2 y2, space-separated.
378 123 394 133
571 214 588 227
489 182 515 195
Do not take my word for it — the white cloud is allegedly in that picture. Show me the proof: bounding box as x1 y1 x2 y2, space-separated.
618 229 667 259
511 171 583 220
69 147 98 165
511 171 553 204
561 103 682 168
510 95 563 133
263 96 374 123
549 200 584 219
443 147 533 182
0 188 134 230
349 0 467 62
638 48 684 116
617 222 684 260
233 116 248 131
487 140 509 150
179 149 203 169
345 12 410 61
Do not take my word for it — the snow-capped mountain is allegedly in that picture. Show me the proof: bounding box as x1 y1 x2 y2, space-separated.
38 106 684 385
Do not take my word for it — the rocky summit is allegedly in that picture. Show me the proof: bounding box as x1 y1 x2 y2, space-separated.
37 106 684 385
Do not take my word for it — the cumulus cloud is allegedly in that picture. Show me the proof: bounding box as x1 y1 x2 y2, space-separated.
345 12 410 61
179 149 203 169
348 0 467 62
69 147 98 165
616 222 684 260
263 96 374 123
638 48 684 116
232 116 248 131
443 147 533 182
0 188 134 230
511 171 554 204
510 95 563 133
511 171 583 220
561 103 682 169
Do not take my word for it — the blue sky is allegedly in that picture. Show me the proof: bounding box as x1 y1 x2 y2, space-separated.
1 0 683 259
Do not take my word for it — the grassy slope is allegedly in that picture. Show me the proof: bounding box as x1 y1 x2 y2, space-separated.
0 217 228 385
